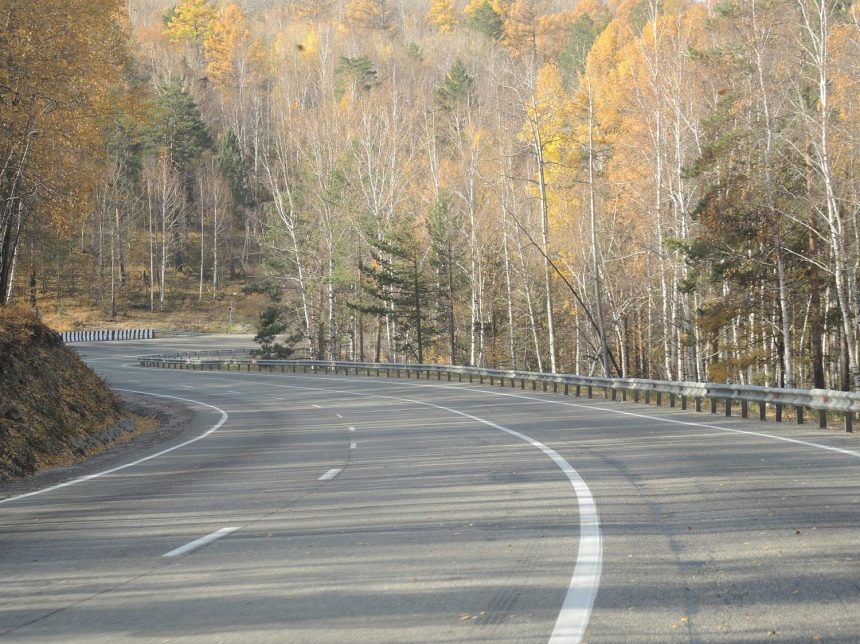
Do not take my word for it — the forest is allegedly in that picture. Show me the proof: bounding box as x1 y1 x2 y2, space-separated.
2 0 860 390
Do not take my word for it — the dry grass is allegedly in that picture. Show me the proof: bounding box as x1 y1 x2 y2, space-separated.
32 285 267 333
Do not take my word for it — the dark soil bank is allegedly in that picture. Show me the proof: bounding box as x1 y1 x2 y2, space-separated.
0 313 147 480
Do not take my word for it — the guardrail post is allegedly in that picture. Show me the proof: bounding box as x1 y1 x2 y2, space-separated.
564 383 569 395
776 403 782 422
479 374 484 384
468 373 473 383
759 401 766 421
741 400 748 419
725 399 732 417
447 372 451 381
710 398 717 414
438 371 441 381
645 391 650 405
587 385 593 399
818 410 827 429
611 388 616 401
796 406 804 425
634 389 639 403
656 392 662 406
680 395 686 410
845 412 853 433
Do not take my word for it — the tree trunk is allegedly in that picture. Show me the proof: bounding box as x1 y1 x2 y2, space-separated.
586 77 611 377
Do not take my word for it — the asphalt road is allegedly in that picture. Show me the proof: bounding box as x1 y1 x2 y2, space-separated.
1 335 859 643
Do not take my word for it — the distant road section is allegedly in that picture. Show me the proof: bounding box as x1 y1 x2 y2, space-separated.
1 335 858 643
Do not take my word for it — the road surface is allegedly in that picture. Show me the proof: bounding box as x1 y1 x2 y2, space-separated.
1 335 859 642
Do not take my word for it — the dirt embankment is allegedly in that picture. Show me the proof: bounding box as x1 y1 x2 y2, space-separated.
0 312 154 480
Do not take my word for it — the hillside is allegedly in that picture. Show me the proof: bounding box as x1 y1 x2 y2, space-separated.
0 311 154 480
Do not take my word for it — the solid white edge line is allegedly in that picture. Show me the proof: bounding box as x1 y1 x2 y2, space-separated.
162 527 239 557
416 400 601 644
318 468 342 480
0 390 229 506
443 387 860 460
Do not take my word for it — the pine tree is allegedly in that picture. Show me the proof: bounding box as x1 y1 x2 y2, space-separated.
353 220 437 364
466 1 504 40
427 190 464 364
151 79 210 175
334 56 379 100
218 128 253 209
435 59 475 112
558 13 604 85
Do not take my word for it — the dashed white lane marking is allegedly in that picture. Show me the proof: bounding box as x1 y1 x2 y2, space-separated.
176 385 194 389
163 527 239 558
177 373 600 643
226 390 241 394
312 404 322 408
336 414 343 418
0 391 228 506
350 442 357 450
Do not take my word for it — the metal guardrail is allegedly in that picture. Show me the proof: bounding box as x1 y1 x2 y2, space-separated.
138 352 860 433
63 329 154 343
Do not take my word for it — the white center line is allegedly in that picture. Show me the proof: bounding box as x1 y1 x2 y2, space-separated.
350 442 357 449
312 404 322 408
318 468 342 481
162 527 239 558
336 413 343 418
348 426 356 432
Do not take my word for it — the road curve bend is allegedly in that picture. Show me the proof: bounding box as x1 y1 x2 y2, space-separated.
1 335 859 643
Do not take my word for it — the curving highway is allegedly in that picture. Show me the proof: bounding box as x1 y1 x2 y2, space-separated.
1 335 860 643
